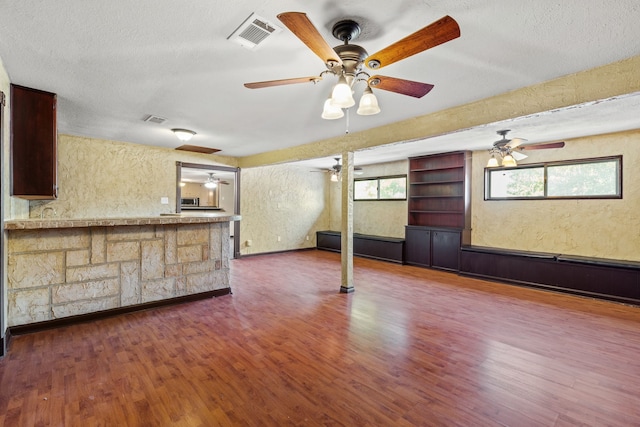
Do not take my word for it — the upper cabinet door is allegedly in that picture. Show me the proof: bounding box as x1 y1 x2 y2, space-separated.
11 84 58 199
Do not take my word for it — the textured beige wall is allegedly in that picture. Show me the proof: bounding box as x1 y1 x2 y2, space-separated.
471 130 640 261
330 159 408 238
29 134 237 219
0 60 29 220
239 163 330 255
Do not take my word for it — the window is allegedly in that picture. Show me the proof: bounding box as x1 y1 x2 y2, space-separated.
485 156 621 200
354 175 407 201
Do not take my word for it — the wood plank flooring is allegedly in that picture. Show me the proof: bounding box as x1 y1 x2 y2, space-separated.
1 249 640 426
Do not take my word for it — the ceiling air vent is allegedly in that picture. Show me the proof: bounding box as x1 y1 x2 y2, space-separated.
143 114 167 124
228 13 281 50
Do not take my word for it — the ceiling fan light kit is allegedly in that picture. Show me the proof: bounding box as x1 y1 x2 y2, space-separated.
486 130 566 168
486 154 500 168
322 97 345 120
244 12 460 121
501 154 517 167
330 74 356 108
357 86 381 115
322 157 364 182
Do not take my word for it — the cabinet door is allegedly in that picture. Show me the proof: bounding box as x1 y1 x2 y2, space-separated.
432 230 460 271
11 84 57 199
405 228 431 267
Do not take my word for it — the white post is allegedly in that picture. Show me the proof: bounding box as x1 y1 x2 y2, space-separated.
340 151 355 293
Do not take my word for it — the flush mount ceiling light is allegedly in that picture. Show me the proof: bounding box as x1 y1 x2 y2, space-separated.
172 128 196 142
244 12 460 120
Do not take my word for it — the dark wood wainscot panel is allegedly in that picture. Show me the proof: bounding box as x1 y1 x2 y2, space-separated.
460 246 640 305
316 231 404 264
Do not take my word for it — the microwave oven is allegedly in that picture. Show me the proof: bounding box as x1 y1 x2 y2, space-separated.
181 198 199 206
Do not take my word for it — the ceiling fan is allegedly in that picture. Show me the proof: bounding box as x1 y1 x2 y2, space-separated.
314 157 364 181
487 130 566 167
204 172 229 188
244 12 460 118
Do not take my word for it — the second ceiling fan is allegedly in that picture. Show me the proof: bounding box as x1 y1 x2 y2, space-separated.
487 130 566 167
244 12 460 118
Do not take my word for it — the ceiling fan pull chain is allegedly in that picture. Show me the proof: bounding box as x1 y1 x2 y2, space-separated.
345 108 350 134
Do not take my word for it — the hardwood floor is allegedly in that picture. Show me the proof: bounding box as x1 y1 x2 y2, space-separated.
1 250 640 426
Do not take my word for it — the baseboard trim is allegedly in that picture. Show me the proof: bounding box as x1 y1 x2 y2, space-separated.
7 288 231 338
238 247 315 258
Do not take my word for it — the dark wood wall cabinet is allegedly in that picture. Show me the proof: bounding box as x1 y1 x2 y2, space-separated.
405 151 471 271
460 246 640 305
11 84 58 199
316 231 404 264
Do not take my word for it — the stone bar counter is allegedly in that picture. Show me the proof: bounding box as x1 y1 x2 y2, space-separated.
4 213 241 328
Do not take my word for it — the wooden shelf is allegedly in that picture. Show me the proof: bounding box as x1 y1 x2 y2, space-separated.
410 165 464 172
410 179 464 185
409 195 463 199
410 210 463 214
407 152 470 229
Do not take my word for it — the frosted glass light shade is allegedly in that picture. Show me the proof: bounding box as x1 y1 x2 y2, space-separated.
204 181 217 189
486 155 499 167
330 76 355 108
502 154 517 167
356 87 380 115
321 98 344 120
172 128 196 141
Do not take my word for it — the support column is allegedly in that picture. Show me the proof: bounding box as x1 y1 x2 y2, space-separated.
340 151 355 293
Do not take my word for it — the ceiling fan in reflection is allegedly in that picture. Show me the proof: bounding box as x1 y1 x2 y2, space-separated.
204 173 230 188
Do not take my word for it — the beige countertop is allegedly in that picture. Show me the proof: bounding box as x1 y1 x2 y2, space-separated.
4 213 241 230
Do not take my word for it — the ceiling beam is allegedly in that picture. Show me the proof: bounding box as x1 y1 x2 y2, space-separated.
238 54 640 169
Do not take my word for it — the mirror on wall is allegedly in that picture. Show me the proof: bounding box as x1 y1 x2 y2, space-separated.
176 162 241 258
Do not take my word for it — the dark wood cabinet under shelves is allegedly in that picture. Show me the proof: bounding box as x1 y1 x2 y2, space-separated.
10 84 58 199
404 226 431 267
405 226 461 271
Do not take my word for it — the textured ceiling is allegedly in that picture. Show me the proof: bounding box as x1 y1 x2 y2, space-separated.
0 0 639 170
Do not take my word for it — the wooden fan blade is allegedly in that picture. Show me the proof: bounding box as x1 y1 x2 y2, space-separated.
368 75 434 98
277 12 343 66
522 141 565 150
244 76 321 89
364 15 460 70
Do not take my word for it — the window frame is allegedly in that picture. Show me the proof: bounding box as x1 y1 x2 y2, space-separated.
354 174 407 201
484 155 622 201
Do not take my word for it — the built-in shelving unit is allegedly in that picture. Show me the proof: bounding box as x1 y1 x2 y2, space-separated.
408 152 468 228
405 151 471 271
